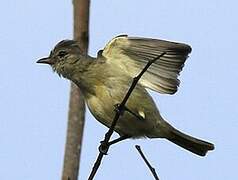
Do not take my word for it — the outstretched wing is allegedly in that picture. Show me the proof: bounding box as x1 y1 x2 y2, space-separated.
100 35 192 94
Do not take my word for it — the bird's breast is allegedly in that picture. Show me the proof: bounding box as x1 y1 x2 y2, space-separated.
84 85 118 127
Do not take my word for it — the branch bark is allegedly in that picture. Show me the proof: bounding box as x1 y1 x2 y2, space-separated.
62 0 90 180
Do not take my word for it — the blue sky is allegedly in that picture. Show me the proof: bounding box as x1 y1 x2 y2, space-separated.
1 0 237 179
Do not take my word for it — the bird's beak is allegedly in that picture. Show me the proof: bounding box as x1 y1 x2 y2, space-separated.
36 57 54 65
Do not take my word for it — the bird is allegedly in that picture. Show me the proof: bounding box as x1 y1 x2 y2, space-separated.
37 35 214 156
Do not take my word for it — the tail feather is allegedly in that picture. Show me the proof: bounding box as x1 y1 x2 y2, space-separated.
167 127 214 156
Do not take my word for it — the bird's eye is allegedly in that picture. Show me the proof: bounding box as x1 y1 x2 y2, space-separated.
57 50 68 58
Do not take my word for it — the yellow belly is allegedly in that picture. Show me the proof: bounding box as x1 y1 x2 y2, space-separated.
84 84 161 137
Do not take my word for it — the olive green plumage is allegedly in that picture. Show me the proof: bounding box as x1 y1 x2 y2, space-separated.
37 35 214 156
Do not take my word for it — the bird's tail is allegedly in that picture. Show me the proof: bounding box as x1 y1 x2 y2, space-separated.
166 126 214 156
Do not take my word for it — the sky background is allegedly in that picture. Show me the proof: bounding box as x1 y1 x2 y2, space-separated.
1 0 237 180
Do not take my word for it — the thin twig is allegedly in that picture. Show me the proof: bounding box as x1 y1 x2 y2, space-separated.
135 145 160 180
88 52 166 180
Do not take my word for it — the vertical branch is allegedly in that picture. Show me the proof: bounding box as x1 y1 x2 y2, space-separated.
62 0 90 180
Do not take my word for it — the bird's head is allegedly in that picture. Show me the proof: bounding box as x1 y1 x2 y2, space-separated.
37 40 84 78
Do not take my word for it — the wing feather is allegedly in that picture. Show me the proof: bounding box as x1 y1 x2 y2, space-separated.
101 35 192 94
